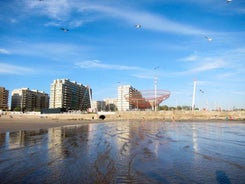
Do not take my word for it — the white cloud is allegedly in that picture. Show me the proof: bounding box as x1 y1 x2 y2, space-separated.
0 48 10 55
25 0 207 35
189 59 226 73
131 74 155 79
180 54 198 62
8 41 89 60
76 60 143 71
26 0 71 20
176 57 227 75
0 63 34 74
83 4 205 35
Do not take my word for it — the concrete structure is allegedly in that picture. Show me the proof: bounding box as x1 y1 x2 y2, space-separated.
0 87 9 110
49 79 91 111
117 85 141 111
92 101 106 112
11 88 49 111
92 98 117 112
104 98 117 111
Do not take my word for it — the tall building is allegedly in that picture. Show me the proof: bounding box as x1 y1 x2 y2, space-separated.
92 101 106 112
11 88 49 111
49 79 91 111
0 87 9 110
104 98 117 111
117 85 141 111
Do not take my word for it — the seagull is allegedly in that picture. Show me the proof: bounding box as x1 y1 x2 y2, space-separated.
204 35 212 42
60 27 69 32
226 0 232 3
135 24 142 29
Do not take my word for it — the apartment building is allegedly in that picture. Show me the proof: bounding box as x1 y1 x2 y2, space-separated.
104 98 117 111
11 88 49 111
92 101 106 112
117 85 141 111
49 79 91 111
0 87 9 110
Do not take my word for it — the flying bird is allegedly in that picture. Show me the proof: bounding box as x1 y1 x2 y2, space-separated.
135 24 142 29
200 89 204 93
204 35 212 42
226 0 232 3
60 27 69 32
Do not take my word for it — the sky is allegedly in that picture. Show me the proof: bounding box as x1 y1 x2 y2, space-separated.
0 0 244 110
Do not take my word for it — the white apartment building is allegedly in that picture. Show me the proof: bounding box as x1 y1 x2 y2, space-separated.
49 79 92 111
11 88 49 111
0 87 9 110
117 85 141 111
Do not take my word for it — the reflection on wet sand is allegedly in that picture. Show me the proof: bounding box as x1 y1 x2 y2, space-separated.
0 121 244 183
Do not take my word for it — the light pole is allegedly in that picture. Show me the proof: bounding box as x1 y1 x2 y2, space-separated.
154 77 158 111
154 66 159 112
192 80 197 111
117 82 122 111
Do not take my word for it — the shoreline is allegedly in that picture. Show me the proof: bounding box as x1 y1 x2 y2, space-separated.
0 117 105 133
0 110 244 133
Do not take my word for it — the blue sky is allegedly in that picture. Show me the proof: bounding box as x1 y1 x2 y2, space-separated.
0 0 244 110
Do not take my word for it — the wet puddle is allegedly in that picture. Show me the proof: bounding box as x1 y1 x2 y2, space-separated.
0 121 244 183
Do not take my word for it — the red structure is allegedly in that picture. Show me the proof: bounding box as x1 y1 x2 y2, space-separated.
124 89 170 110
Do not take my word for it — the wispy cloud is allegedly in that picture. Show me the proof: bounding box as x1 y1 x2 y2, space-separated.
26 0 72 21
0 48 10 55
81 3 206 35
180 54 198 62
189 58 226 73
177 47 245 75
75 60 143 71
7 40 89 61
0 63 34 74
25 0 207 35
176 56 227 75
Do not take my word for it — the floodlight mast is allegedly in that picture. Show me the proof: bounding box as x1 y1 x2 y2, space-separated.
192 80 197 111
154 77 158 111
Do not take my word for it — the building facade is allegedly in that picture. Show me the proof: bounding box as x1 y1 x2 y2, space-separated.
49 79 91 111
104 98 117 111
0 87 9 110
11 88 49 111
117 85 141 111
92 98 117 112
92 101 106 112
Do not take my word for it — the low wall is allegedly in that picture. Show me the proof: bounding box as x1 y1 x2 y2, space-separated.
37 110 245 121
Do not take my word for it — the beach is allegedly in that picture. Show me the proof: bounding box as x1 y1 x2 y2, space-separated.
0 115 100 133
0 119 244 183
0 110 244 133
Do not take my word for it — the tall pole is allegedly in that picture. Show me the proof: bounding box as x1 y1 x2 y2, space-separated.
154 77 158 111
117 82 122 111
192 80 197 111
154 66 159 112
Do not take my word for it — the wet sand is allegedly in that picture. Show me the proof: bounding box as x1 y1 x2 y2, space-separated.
0 111 244 133
0 120 244 183
0 116 101 133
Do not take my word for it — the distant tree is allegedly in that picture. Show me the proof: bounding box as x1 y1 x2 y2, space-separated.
169 107 176 110
159 105 169 111
182 106 191 110
177 106 182 110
